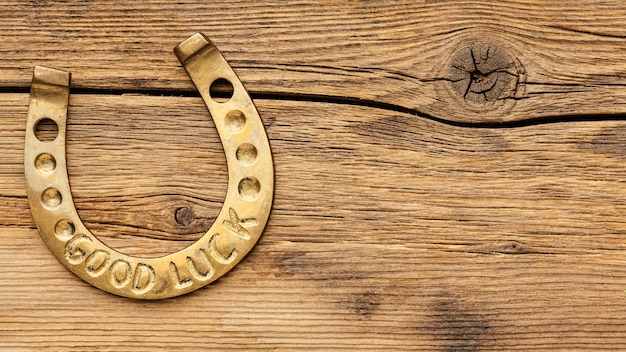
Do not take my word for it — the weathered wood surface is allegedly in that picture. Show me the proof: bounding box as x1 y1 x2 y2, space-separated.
2 1 626 351
3 1 626 123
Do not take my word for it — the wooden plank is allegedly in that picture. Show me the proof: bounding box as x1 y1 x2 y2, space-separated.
2 93 626 350
2 1 626 122
4 0 626 349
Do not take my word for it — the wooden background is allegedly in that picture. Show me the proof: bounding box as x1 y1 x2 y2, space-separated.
2 1 626 350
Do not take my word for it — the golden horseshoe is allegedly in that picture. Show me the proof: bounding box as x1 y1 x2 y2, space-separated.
24 33 274 299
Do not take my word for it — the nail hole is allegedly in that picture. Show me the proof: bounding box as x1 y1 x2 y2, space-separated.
224 110 246 133
34 153 56 175
54 219 75 240
34 118 59 142
209 78 234 103
236 144 258 166
41 187 62 209
238 177 260 201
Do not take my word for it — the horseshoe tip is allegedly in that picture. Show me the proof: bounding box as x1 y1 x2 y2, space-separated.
174 32 216 64
32 66 70 87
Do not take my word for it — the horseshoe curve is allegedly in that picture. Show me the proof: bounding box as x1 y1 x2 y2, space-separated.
24 33 274 299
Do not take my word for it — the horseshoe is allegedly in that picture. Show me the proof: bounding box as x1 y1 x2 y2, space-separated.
24 33 274 299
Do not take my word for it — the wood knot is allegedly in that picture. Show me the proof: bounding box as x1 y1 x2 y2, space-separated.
448 42 524 108
174 206 195 226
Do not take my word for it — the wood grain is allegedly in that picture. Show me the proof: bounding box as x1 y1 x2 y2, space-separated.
2 1 626 123
2 93 626 350
3 0 626 350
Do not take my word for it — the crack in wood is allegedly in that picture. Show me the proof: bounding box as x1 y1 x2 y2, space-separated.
2 85 626 131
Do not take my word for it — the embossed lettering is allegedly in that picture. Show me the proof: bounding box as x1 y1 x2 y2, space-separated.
169 261 193 289
65 235 93 265
209 233 237 265
132 263 156 295
223 207 255 240
85 250 110 277
109 260 132 288
187 249 215 281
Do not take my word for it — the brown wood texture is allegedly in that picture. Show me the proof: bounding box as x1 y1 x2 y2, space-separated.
2 1 626 350
3 0 626 123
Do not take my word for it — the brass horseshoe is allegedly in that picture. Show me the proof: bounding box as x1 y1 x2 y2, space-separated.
24 33 274 299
